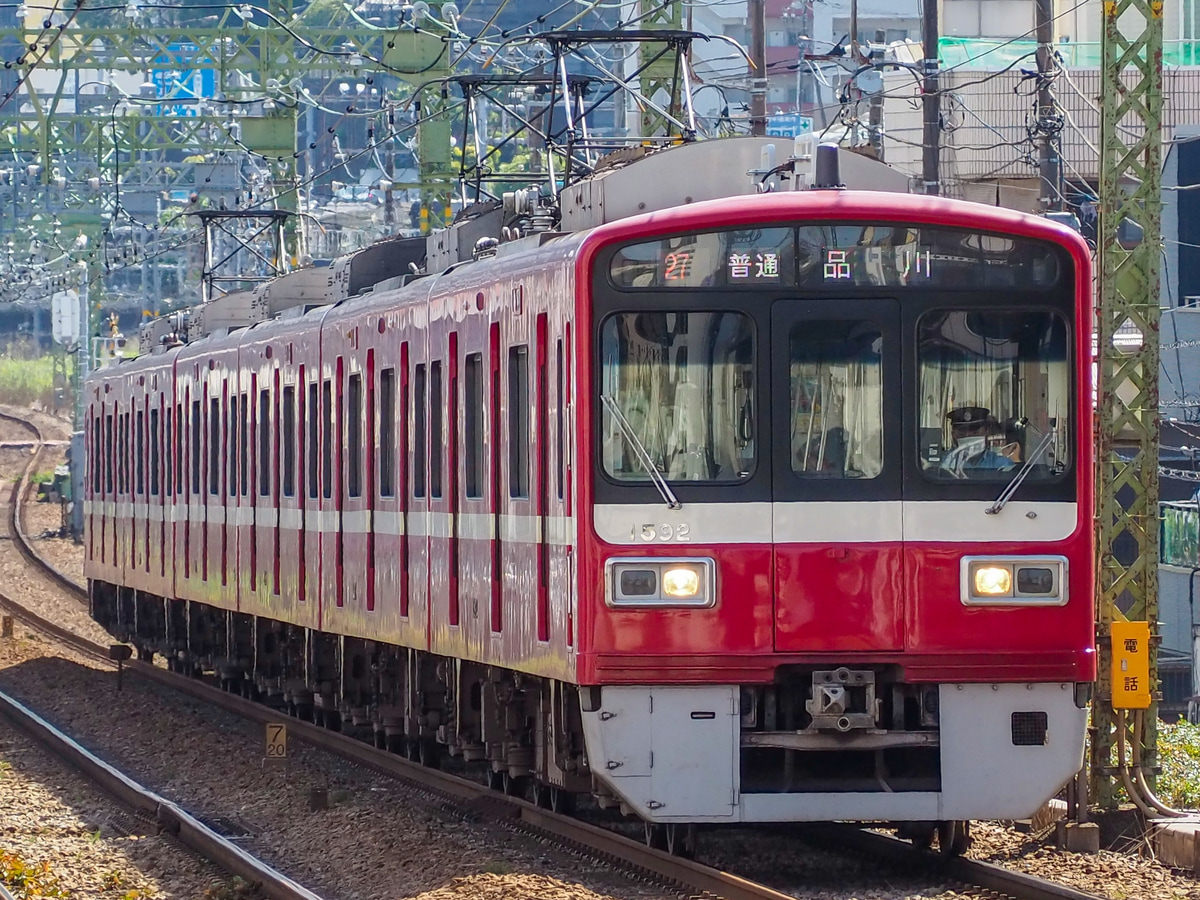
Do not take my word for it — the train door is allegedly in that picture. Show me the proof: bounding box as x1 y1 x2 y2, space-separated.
770 299 904 652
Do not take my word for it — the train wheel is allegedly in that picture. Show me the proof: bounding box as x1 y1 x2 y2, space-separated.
501 773 528 798
936 821 971 858
486 769 504 791
664 824 696 859
418 739 442 769
644 823 667 851
531 783 551 809
549 787 575 815
404 739 420 761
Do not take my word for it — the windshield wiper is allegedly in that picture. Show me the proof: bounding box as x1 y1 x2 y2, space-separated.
600 393 681 510
985 427 1056 516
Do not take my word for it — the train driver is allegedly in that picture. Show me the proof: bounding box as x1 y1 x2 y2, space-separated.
941 406 1018 478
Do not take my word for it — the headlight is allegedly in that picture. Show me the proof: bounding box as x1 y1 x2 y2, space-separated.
973 565 1012 596
662 567 701 598
961 557 1067 606
607 558 714 607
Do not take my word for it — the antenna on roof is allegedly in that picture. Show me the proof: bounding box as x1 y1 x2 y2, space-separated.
812 143 845 190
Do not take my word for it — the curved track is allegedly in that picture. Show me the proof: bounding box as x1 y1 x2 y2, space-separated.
0 408 1106 900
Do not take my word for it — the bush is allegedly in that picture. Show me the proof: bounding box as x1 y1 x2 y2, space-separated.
0 351 57 408
1158 718 1200 809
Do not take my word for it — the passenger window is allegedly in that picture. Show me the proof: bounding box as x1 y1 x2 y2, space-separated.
259 389 271 496
191 400 201 495
209 398 220 495
509 346 529 498
282 385 296 497
308 382 319 499
430 361 442 499
135 410 144 495
348 372 363 498
379 368 395 497
322 379 333 500
464 354 483 499
414 364 427 497
789 321 883 479
150 408 160 496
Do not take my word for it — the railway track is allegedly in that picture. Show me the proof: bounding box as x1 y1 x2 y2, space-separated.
0 407 1108 900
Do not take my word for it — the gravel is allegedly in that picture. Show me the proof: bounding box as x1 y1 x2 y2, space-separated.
0 629 240 900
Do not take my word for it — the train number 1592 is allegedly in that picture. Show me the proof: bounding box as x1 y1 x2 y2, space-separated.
631 523 691 542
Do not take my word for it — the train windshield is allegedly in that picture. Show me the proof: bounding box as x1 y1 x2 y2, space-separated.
599 311 756 482
918 310 1070 482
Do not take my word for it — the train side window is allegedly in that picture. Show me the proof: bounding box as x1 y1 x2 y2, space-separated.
230 394 240 496
259 388 271 496
414 364 427 497
308 382 319 499
430 361 443 499
509 345 530 498
282 385 296 497
105 414 114 494
379 368 395 497
348 372 363 498
135 410 145 495
238 393 248 496
150 408 160 496
174 403 183 497
464 354 483 499
322 379 333 500
209 397 220 495
163 407 171 497
117 413 127 495
191 400 201 495
556 339 564 501
92 415 102 493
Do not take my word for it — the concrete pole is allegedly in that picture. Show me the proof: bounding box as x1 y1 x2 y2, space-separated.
750 0 767 135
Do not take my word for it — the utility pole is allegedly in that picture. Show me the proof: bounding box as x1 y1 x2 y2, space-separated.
1092 0 1164 806
921 0 940 195
1035 0 1061 211
749 0 767 136
869 29 886 160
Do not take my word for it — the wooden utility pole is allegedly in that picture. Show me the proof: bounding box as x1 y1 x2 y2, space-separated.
921 0 940 195
1035 0 1061 210
749 0 767 135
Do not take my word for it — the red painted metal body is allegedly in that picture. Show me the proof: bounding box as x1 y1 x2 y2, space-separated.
83 190 1094 702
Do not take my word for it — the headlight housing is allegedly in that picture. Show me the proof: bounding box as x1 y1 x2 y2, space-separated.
607 558 715 607
960 556 1068 606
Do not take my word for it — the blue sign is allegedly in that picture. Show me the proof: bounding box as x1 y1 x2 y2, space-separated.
152 43 217 117
766 113 813 138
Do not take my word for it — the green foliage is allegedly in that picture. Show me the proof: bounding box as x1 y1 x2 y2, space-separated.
0 850 70 899
1157 718 1200 808
201 877 259 900
0 349 56 408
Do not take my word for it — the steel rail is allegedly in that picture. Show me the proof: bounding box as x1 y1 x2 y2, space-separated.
0 687 328 900
0 409 1108 900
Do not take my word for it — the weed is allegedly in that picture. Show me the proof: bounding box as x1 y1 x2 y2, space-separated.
0 849 71 899
201 876 260 900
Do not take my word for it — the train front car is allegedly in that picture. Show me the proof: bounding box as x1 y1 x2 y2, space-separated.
573 191 1094 836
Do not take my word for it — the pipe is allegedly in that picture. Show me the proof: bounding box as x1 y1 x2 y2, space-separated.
1116 710 1164 818
1131 709 1188 817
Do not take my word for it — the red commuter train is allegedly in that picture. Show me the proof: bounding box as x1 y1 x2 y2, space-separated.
84 139 1094 853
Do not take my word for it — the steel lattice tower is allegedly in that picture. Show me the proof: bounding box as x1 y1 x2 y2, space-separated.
1092 0 1164 804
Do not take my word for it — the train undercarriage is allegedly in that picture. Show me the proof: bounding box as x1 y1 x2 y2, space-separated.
91 579 1082 857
